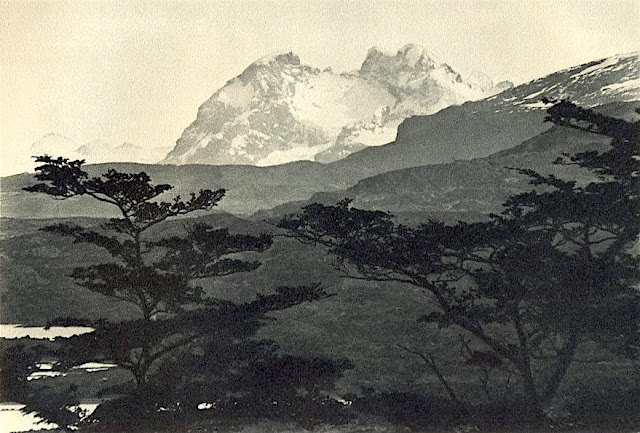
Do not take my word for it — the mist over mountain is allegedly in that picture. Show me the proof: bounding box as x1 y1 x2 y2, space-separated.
27 133 171 166
162 44 510 166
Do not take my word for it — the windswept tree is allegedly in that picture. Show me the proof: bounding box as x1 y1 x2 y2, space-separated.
22 156 348 428
280 102 639 417
23 157 269 386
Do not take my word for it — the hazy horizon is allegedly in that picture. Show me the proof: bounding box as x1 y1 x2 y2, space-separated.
1 0 639 176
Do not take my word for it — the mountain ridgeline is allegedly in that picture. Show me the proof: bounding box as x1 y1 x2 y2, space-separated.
162 44 511 166
2 51 639 221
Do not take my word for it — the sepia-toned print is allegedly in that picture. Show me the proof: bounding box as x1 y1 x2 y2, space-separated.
1 1 638 432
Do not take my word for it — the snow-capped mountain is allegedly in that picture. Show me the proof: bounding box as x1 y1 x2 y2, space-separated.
486 51 640 113
336 51 640 179
162 45 511 166
28 134 170 165
75 141 172 164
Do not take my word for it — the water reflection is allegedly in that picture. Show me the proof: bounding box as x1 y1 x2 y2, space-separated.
0 324 94 340
1 325 109 432
0 403 99 433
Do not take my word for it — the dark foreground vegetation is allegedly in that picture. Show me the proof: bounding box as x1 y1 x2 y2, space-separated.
1 101 638 432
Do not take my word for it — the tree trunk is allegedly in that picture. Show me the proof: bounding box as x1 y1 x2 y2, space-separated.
541 331 580 405
512 308 546 420
518 361 545 419
134 367 147 387
397 344 468 414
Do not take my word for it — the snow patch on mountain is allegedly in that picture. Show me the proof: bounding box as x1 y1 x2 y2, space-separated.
217 79 255 109
491 52 640 114
602 77 640 93
290 72 395 132
256 142 335 166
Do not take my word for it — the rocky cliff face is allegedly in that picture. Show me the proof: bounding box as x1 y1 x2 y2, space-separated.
317 45 512 162
162 45 509 166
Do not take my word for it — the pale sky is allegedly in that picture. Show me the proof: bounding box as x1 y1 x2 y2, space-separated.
1 0 639 175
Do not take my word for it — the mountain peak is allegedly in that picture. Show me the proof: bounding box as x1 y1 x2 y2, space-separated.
365 46 385 58
42 132 72 139
359 44 443 80
165 45 512 167
30 133 78 157
397 44 438 66
252 51 301 67
361 44 439 70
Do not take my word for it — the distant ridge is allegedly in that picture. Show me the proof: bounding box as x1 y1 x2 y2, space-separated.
27 134 171 166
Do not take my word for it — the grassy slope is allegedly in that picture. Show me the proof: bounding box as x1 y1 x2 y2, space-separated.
1 214 636 409
256 101 640 225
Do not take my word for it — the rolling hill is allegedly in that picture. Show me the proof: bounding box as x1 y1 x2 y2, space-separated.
257 101 639 225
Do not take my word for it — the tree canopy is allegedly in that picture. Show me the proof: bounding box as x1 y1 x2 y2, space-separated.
18 157 348 429
280 101 640 416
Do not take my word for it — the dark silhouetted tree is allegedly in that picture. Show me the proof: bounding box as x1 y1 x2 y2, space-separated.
23 157 349 428
23 157 271 386
280 101 639 417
